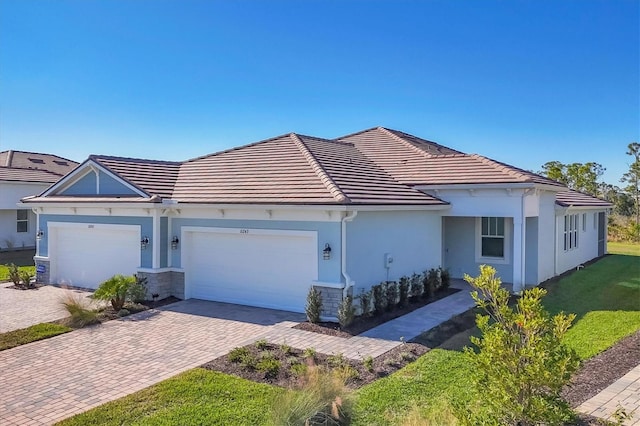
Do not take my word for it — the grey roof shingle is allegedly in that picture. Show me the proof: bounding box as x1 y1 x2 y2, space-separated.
0 167 64 184
556 190 613 207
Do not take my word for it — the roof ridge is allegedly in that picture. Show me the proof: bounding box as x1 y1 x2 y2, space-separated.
290 133 351 203
90 155 182 165
378 127 434 160
470 154 532 182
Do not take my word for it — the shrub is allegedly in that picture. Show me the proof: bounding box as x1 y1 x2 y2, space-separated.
19 270 34 288
384 281 399 311
439 267 451 290
255 338 269 350
409 272 423 299
228 346 251 363
257 353 281 377
334 365 359 381
462 265 580 425
424 269 438 299
117 309 130 317
305 286 323 324
291 362 308 377
337 295 356 328
303 347 317 359
280 343 292 355
60 294 99 328
357 289 372 317
363 355 374 372
327 353 347 369
93 274 145 311
371 283 386 315
6 263 21 286
269 366 352 426
240 353 258 370
398 276 410 307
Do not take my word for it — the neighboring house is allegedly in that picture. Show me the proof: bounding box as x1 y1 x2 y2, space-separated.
20 128 611 318
0 151 77 251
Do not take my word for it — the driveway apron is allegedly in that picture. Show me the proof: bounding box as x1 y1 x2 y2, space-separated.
0 300 304 426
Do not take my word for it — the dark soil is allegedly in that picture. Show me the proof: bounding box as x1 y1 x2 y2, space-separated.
201 341 428 389
410 306 479 347
294 287 460 337
5 283 43 290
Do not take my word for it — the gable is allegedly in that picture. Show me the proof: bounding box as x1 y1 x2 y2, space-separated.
44 161 146 198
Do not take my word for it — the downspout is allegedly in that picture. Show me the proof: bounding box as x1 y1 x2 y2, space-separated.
341 210 358 298
518 189 532 293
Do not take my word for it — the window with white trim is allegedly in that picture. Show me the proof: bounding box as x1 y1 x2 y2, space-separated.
582 213 587 232
564 214 578 251
481 217 505 258
17 210 28 233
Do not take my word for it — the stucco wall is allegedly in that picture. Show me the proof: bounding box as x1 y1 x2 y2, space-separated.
170 217 342 283
537 192 557 283
525 217 538 284
0 209 36 249
443 216 514 283
555 209 603 275
346 211 442 293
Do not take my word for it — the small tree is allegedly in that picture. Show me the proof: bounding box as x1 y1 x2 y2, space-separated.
384 281 398 311
409 272 423 299
357 289 372 317
93 274 145 311
398 276 410 307
305 286 323 324
462 265 579 425
371 283 386 315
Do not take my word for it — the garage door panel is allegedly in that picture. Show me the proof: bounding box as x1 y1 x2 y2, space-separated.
185 229 317 312
52 226 140 289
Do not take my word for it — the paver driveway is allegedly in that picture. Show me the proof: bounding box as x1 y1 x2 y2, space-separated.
0 283 95 333
0 299 399 426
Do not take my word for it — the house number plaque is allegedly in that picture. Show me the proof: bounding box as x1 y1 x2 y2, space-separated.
239 229 249 234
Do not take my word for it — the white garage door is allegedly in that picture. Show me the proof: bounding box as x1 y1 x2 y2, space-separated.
184 227 318 313
51 223 140 289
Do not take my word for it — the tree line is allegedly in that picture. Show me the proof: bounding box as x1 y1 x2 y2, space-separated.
540 142 640 241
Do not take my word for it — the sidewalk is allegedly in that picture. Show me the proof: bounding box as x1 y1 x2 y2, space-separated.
578 364 640 426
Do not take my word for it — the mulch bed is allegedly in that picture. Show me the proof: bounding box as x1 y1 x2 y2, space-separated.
201 341 428 389
563 330 640 408
294 287 460 337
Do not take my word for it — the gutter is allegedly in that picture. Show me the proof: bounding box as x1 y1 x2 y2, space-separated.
341 210 358 298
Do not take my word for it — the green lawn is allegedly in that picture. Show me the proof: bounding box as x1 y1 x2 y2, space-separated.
0 323 72 351
0 264 35 282
608 241 640 256
58 252 640 426
57 369 282 426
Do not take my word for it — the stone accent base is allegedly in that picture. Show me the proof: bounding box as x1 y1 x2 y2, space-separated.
314 285 343 319
34 258 50 284
137 270 185 301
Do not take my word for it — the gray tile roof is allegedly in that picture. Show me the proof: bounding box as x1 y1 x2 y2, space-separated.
0 167 64 184
22 127 611 209
338 127 564 187
556 190 613 207
0 150 78 178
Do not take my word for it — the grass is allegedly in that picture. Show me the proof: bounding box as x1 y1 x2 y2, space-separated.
0 264 35 282
0 323 72 351
57 251 640 425
56 369 282 426
608 241 640 256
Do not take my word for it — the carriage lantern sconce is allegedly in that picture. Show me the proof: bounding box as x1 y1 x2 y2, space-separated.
36 229 45 240
171 236 180 250
322 243 332 260
140 236 150 250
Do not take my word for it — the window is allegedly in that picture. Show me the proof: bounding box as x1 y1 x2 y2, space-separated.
564 214 578 251
481 217 505 258
16 210 28 233
582 213 587 232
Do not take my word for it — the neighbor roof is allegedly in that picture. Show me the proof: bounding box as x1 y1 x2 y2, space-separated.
0 166 65 184
0 150 78 178
24 127 611 208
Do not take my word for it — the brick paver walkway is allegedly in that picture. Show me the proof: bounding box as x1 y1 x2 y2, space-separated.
0 299 399 425
577 364 640 425
0 283 95 333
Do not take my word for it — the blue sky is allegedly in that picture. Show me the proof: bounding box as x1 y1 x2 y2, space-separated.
1 0 638 184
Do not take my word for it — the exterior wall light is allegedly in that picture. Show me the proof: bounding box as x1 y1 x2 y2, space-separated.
141 236 150 250
171 236 179 250
36 229 45 240
323 243 332 260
